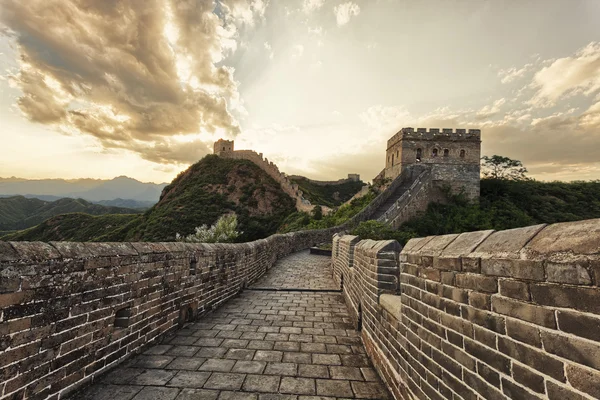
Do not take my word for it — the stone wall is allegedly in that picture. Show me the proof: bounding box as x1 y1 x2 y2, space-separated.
218 150 314 212
0 228 338 399
333 218 600 400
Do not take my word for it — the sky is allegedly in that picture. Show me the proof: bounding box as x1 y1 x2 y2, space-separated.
1 0 600 184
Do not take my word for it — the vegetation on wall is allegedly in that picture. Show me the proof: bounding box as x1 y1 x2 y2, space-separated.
354 156 600 244
289 177 365 207
278 190 377 233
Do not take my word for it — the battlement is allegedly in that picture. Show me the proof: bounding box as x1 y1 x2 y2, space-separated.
213 138 234 154
387 127 481 149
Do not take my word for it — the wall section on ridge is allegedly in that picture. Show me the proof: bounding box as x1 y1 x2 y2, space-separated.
333 218 600 400
0 228 338 399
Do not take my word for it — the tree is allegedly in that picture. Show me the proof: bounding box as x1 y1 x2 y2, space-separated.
481 155 528 181
311 205 323 220
176 213 241 243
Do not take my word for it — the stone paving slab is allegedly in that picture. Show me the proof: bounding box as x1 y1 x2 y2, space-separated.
73 251 390 400
249 251 338 291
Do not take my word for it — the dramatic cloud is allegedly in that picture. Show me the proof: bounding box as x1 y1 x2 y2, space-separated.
334 2 360 26
529 42 600 107
0 0 263 164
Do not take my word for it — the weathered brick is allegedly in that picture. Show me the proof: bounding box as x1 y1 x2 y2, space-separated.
455 274 498 293
566 364 600 399
481 259 544 281
491 295 556 328
505 318 541 348
463 369 505 400
541 331 600 370
461 257 481 273
512 362 545 393
530 283 600 314
464 338 511 375
468 292 491 310
498 279 530 301
462 306 505 334
502 378 544 400
476 361 500 388
556 310 600 342
546 262 592 285
546 381 589 400
498 336 565 381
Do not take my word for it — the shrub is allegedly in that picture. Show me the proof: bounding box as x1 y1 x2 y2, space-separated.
176 214 241 243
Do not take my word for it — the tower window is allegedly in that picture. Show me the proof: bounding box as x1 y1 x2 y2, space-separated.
391 154 395 165
416 148 422 162
223 146 225 151
460 149 466 158
432 148 438 157
443 149 449 157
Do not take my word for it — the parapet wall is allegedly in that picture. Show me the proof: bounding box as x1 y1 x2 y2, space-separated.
0 227 338 399
333 219 600 400
219 150 314 212
387 128 482 149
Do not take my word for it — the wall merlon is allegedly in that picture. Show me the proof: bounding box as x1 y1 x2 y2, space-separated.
386 127 482 148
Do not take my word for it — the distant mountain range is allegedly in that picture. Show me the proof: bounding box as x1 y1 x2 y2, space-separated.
0 176 168 203
0 196 142 233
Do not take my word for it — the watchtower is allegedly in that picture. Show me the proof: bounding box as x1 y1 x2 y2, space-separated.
384 128 481 199
214 139 234 155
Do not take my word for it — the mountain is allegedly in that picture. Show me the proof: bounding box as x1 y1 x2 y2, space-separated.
0 196 141 232
3 155 297 242
0 176 167 202
289 177 365 208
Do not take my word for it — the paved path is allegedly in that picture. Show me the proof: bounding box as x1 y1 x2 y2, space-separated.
75 252 390 400
250 251 338 291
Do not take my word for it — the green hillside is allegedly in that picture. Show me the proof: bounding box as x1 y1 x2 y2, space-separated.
3 155 296 242
354 178 600 244
290 177 364 207
0 196 140 232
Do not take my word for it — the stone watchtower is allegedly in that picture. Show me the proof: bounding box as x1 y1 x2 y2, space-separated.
213 139 234 155
384 128 481 199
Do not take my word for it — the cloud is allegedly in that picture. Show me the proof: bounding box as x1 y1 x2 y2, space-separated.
292 44 304 59
264 41 274 59
0 0 261 165
498 64 533 84
529 42 600 107
477 98 506 118
334 2 360 26
303 0 325 14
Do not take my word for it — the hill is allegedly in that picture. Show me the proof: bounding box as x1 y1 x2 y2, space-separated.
0 176 167 202
353 178 600 244
289 177 365 207
3 155 297 242
0 196 141 232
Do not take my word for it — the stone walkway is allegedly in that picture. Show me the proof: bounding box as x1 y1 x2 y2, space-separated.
250 251 338 291
74 252 390 400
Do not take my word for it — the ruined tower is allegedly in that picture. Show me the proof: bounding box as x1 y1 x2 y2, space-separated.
213 139 234 155
384 127 481 199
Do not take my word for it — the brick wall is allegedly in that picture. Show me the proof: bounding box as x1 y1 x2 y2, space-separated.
333 218 600 400
0 227 337 399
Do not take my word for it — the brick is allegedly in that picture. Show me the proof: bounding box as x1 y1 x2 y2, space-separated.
455 274 498 293
461 257 481 273
546 381 589 400
541 331 600 370
481 259 544 281
468 292 491 310
566 364 600 399
498 336 565 381
491 295 556 328
530 283 600 314
512 363 545 393
546 262 592 285
498 279 530 301
476 361 499 388
464 338 511 374
463 369 505 400
462 306 505 334
505 318 541 348
502 378 543 400
557 310 600 342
